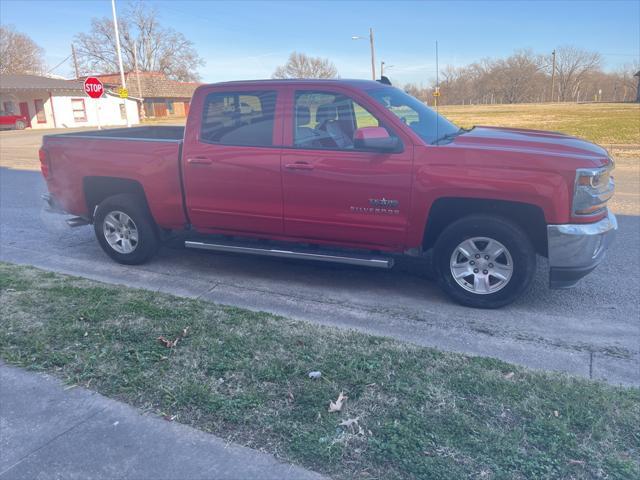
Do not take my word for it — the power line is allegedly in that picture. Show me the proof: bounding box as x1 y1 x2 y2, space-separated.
46 54 72 75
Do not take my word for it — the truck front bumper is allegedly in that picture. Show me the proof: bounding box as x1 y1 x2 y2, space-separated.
547 209 617 288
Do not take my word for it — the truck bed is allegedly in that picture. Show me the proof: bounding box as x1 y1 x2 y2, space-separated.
42 126 187 229
45 126 185 142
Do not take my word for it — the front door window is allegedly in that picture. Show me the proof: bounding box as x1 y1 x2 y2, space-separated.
293 91 392 150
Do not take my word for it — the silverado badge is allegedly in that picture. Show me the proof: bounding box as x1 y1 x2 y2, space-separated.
350 198 400 215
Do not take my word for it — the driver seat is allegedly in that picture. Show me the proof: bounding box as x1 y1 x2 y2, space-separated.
316 103 353 149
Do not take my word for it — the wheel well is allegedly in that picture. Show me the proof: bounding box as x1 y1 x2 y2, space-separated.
83 177 147 219
423 198 548 256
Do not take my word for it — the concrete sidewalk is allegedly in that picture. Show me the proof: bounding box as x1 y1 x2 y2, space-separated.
0 364 325 480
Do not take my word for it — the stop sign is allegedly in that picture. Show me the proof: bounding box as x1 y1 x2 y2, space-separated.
84 77 104 99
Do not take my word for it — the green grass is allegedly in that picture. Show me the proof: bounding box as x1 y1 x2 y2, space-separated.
439 102 640 146
1 262 638 480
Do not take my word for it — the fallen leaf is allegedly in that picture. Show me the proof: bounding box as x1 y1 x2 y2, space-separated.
287 390 295 402
83 331 88 337
553 410 560 417
157 326 191 349
503 372 515 380
339 417 359 428
162 414 176 422
568 459 585 465
328 391 348 412
157 336 177 348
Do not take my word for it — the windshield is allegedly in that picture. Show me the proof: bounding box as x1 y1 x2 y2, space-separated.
366 87 460 145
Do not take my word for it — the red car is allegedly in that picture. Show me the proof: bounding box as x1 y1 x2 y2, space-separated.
0 109 28 130
39 79 617 308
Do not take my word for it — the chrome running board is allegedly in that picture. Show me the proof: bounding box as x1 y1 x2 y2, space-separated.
184 240 394 269
66 216 90 227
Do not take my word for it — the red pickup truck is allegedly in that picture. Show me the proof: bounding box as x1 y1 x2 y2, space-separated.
40 79 617 308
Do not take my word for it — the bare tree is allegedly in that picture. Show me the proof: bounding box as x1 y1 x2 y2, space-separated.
0 25 45 75
74 1 203 81
613 61 640 102
553 46 602 101
491 50 546 103
272 52 338 79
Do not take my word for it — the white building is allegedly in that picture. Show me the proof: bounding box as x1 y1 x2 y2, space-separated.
0 74 139 129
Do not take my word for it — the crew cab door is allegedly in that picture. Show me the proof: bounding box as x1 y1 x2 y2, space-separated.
281 88 413 249
182 86 284 236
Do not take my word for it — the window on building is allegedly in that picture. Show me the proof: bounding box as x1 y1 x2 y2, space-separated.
34 99 46 123
166 100 174 114
3 101 14 114
143 101 154 117
293 91 389 150
71 98 87 122
200 91 277 147
119 103 126 120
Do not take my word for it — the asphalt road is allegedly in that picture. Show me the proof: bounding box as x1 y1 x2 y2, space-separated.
1 129 639 386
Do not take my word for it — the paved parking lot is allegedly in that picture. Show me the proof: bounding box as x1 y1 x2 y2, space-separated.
1 128 638 385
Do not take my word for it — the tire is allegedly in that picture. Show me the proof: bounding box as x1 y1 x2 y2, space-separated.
433 214 536 308
94 193 159 265
15 120 25 130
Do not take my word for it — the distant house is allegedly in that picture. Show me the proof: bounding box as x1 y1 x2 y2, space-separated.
91 72 200 119
0 74 139 129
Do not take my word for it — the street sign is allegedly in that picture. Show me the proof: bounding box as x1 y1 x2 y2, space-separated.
84 77 104 99
118 87 129 99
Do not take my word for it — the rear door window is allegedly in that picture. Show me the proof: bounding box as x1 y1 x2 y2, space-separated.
200 91 277 147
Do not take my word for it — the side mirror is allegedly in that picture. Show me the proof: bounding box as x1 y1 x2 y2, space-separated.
353 127 399 152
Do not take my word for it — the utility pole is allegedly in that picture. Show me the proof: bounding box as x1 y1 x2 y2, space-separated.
133 43 145 119
380 61 385 77
352 28 376 80
369 27 376 80
550 49 556 103
71 44 80 79
111 0 130 126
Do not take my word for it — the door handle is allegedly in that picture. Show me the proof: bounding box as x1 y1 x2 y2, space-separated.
187 157 213 165
284 162 314 170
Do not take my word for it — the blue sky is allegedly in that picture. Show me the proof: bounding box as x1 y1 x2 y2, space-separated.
1 0 638 84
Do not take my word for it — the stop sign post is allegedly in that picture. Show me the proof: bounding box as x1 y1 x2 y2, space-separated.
84 77 104 129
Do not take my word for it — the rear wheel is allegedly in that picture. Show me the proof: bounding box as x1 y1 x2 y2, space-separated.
434 215 536 308
94 193 159 264
15 120 25 130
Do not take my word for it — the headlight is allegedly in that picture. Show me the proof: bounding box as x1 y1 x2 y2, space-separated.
573 162 615 216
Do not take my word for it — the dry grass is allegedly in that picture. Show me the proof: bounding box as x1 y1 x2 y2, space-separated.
440 102 640 146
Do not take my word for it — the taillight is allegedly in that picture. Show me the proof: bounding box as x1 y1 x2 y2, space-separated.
39 148 50 179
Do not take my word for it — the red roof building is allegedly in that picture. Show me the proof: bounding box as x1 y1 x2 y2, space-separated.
91 71 201 118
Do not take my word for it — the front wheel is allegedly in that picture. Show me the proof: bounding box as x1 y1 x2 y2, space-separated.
433 215 536 308
94 193 159 265
15 120 25 130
